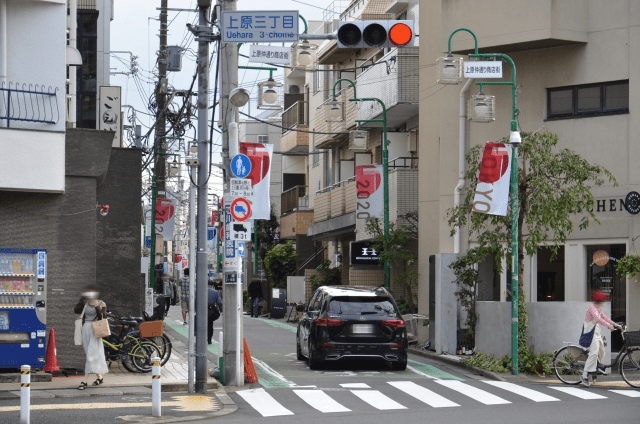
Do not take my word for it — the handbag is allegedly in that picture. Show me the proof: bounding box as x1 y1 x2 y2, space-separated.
208 304 221 322
74 303 87 346
91 318 111 339
579 323 596 347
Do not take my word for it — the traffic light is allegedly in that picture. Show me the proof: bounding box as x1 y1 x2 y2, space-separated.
336 20 415 48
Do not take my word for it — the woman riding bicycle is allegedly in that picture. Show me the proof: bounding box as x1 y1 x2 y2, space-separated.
581 290 621 387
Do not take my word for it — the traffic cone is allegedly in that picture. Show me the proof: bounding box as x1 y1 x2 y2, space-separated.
243 339 258 384
44 328 61 373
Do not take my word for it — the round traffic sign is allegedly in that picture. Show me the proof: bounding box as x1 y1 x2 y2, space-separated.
231 154 252 178
230 198 252 222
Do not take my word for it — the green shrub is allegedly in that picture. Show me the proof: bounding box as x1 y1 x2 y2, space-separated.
460 352 510 373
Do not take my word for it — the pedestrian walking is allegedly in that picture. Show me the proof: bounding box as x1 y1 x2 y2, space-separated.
161 273 174 316
179 268 190 325
248 279 263 318
580 290 621 387
74 287 109 390
207 280 223 345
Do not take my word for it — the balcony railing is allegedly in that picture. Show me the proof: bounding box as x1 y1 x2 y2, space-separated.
389 157 419 169
0 82 59 128
282 101 308 134
281 185 309 214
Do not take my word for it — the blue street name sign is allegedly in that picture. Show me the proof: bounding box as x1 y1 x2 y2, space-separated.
221 11 299 43
231 154 252 178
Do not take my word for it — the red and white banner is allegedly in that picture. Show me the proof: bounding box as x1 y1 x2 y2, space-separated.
355 165 383 220
155 198 176 238
240 142 273 220
472 142 512 216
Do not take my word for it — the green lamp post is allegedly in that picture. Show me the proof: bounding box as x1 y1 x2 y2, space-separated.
330 78 390 291
440 28 521 374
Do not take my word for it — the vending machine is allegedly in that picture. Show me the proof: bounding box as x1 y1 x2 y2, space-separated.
0 248 47 368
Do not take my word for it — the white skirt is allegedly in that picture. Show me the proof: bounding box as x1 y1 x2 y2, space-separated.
82 322 109 375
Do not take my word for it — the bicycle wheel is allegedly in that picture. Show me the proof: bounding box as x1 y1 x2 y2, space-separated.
552 345 587 385
620 348 640 388
146 334 172 366
129 341 162 373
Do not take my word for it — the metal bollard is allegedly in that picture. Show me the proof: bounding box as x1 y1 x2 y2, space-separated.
20 365 30 424
151 356 161 417
218 332 224 384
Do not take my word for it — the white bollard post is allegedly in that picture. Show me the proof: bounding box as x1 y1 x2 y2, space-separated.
218 331 224 384
151 356 161 417
20 365 30 424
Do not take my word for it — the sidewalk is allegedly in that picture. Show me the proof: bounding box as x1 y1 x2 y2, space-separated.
409 345 636 389
0 306 237 422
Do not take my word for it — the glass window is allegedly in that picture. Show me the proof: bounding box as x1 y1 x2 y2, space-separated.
328 297 397 316
549 89 573 116
577 86 601 113
605 82 629 110
537 246 565 301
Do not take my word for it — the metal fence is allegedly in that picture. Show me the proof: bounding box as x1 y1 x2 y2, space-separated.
282 101 307 134
0 82 59 127
281 185 308 214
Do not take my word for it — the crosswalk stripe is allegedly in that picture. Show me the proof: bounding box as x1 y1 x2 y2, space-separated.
388 381 459 408
237 388 294 417
435 380 511 405
293 389 351 413
548 386 608 399
351 390 407 410
340 383 371 388
608 390 640 398
482 381 560 402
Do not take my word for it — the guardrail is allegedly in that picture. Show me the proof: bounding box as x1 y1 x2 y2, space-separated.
282 101 308 134
0 82 59 128
389 157 419 169
281 185 308 214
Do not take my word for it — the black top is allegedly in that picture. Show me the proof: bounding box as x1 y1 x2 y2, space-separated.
248 280 263 298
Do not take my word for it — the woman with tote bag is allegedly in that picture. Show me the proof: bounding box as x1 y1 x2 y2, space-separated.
73 287 109 390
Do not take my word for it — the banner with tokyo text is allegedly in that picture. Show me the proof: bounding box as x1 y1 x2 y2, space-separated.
472 142 512 216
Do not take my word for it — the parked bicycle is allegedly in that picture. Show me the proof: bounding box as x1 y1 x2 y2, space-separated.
107 311 172 366
102 313 162 373
552 323 640 387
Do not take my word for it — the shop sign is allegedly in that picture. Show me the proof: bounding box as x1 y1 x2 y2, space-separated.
350 242 381 266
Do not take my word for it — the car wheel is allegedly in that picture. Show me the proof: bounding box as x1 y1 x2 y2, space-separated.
308 340 321 370
296 333 304 360
392 358 407 371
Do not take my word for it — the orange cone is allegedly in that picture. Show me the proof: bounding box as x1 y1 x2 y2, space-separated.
44 328 61 373
243 339 258 383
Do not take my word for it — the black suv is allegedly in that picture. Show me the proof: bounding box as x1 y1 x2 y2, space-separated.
296 286 408 370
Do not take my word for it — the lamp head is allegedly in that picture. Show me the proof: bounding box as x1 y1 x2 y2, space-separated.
229 87 250 108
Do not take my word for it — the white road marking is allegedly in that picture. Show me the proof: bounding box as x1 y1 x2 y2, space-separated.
237 388 294 417
293 389 351 413
351 390 407 410
609 390 640 397
340 383 371 388
482 381 560 402
251 356 299 387
388 381 459 408
435 380 511 405
548 386 608 399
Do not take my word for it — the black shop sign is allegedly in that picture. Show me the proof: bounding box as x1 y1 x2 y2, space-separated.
350 242 382 266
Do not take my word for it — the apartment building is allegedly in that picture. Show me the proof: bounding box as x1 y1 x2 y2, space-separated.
419 0 640 356
280 0 420 302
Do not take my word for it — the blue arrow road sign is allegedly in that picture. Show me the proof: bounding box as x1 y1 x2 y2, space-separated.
231 154 252 178
238 242 245 257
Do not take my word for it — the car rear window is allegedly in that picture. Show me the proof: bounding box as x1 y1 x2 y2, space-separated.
328 296 397 316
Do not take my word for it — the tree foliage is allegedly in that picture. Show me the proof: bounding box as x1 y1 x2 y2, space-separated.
264 240 298 288
365 211 419 313
448 129 616 369
248 204 280 272
309 259 342 292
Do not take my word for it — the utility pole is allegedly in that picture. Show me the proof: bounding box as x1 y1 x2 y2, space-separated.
219 0 241 387
195 0 212 393
149 0 168 292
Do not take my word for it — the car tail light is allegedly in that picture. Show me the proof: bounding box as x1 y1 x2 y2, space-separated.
316 318 344 327
381 319 406 327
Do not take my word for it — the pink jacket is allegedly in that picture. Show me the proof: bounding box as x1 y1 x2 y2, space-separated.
585 304 616 328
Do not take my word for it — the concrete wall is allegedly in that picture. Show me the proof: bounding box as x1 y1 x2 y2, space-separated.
476 301 612 363
434 254 458 354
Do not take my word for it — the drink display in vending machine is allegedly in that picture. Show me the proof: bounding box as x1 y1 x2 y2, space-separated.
0 249 47 368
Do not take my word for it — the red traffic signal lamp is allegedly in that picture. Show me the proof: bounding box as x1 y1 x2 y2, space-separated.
337 20 415 48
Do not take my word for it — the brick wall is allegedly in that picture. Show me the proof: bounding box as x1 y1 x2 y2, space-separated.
349 268 385 287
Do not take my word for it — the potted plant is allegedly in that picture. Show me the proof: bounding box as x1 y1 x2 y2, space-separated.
616 253 640 283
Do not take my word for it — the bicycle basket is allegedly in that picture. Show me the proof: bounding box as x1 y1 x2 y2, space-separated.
139 320 164 338
626 331 640 347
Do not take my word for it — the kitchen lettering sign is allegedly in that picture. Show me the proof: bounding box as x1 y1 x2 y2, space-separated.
472 142 512 216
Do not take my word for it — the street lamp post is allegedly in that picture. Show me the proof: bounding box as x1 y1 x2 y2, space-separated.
331 78 390 291
443 28 520 374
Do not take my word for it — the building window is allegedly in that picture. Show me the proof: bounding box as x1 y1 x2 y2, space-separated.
547 80 629 120
537 246 565 302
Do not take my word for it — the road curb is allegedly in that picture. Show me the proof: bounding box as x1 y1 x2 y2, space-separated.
409 348 507 381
